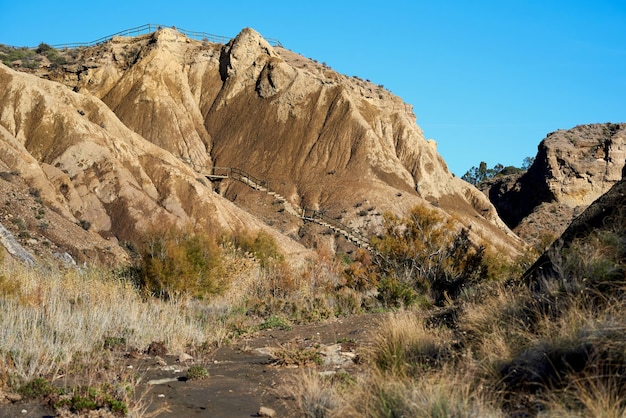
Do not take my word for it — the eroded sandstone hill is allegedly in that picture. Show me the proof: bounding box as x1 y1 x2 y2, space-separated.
0 57 311 264
0 27 521 265
483 123 625 247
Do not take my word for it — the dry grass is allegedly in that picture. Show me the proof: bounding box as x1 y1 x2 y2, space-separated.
0 260 223 381
0 257 259 415
370 311 452 377
279 221 626 417
539 374 626 418
1 198 624 416
339 369 503 418
0 242 357 415
458 284 526 363
244 202 626 416
279 311 502 417
280 370 340 418
270 342 322 367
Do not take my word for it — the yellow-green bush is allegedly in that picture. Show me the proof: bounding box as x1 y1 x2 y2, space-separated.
139 226 225 298
223 229 283 268
362 205 488 306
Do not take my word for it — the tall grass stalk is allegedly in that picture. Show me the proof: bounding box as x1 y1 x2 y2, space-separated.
281 370 340 418
540 373 626 418
371 311 451 377
0 262 218 380
339 369 503 418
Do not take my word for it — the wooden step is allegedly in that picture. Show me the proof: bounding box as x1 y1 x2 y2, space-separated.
181 162 375 252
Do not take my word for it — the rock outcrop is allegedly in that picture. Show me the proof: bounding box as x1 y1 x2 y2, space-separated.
484 123 625 246
0 27 522 264
0 61 311 265
522 177 626 284
0 222 36 266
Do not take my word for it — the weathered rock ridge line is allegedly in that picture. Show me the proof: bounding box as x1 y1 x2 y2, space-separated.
484 123 625 246
1 27 522 263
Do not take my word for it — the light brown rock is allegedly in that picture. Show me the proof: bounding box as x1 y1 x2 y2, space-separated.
484 123 626 247
0 26 523 265
258 406 276 417
4 392 23 402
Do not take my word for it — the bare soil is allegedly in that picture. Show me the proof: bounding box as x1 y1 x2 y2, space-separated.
0 313 384 418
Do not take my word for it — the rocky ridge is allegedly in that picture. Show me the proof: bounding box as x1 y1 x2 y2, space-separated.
483 123 625 247
0 27 521 265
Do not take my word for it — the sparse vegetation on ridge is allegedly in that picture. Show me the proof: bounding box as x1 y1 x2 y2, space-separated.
0 43 70 70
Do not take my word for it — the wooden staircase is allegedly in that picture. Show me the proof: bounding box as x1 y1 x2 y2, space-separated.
187 162 373 251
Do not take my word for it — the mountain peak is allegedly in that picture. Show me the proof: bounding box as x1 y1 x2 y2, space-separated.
152 26 188 43
220 27 278 81
0 26 522 265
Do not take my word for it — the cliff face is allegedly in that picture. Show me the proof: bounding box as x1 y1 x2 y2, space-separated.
0 27 521 265
485 123 626 246
0 60 311 264
522 177 626 284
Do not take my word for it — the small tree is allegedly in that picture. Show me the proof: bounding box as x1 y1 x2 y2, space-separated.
140 226 225 298
370 206 487 306
521 156 535 171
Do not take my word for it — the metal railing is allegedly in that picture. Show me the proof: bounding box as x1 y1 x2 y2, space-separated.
228 167 271 191
203 166 269 189
50 23 283 50
302 208 371 248
189 162 372 250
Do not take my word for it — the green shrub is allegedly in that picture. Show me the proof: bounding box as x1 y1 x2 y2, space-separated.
18 377 56 399
225 230 283 268
139 226 226 298
53 384 128 416
103 336 126 351
376 277 419 309
187 365 209 380
11 217 26 230
35 43 67 68
79 219 91 230
258 315 292 331
35 43 54 54
369 206 488 306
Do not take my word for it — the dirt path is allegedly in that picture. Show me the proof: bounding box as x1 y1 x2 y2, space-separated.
0 313 383 417
139 313 383 417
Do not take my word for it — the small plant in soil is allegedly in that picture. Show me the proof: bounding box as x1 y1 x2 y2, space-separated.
187 365 209 380
259 315 292 331
18 377 56 399
271 342 322 367
53 384 129 416
103 336 127 351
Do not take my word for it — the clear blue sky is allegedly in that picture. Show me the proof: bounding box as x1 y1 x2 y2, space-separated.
1 1 624 176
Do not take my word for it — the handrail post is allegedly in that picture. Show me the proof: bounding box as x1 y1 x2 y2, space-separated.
44 24 282 52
